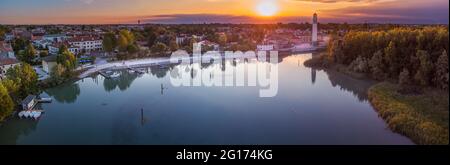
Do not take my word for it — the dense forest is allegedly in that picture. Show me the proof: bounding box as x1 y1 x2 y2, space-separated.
322 26 448 90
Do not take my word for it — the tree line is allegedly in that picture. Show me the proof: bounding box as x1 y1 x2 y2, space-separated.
325 26 448 90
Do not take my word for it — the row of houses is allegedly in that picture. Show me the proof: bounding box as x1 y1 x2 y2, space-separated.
0 41 19 80
6 27 103 56
46 36 103 55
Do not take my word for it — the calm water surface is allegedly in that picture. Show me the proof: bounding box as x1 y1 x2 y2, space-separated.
0 53 413 145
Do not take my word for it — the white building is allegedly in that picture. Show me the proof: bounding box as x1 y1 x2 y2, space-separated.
41 55 57 74
48 42 80 55
43 34 67 42
4 33 15 42
176 35 187 45
257 44 275 51
67 36 102 54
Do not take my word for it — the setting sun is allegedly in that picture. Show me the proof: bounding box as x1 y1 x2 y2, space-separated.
256 0 279 17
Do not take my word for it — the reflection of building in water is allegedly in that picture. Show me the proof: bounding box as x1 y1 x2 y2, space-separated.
221 59 226 71
149 64 174 78
141 108 146 126
311 68 316 84
46 83 81 103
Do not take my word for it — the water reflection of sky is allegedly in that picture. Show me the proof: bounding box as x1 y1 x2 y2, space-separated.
0 53 413 145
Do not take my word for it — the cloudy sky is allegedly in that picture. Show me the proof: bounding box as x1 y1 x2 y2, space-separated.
0 0 448 24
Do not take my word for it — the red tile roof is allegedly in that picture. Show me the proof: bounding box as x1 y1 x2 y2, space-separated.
67 36 101 42
0 58 20 66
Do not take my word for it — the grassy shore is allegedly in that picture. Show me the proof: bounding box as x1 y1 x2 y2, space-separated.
368 82 449 145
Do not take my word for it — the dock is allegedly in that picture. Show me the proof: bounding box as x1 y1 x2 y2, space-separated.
37 97 52 103
98 70 111 79
127 67 145 74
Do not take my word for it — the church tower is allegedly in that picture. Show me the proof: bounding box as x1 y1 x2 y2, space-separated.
312 13 318 46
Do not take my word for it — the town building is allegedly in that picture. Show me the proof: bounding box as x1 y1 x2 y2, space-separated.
0 41 16 59
176 35 188 45
199 40 220 51
21 95 37 110
41 55 58 74
67 36 103 54
4 33 15 42
312 13 318 45
48 42 80 55
0 58 20 80
43 34 67 43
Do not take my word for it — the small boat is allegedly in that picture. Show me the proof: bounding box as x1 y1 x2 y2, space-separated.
136 69 145 74
110 72 121 78
18 111 25 118
159 65 168 69
38 97 52 103
23 111 31 118
32 112 42 120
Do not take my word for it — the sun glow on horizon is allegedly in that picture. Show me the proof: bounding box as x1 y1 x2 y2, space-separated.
256 0 279 17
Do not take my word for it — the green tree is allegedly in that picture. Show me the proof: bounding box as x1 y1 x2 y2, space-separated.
127 44 139 54
117 29 135 52
369 50 387 80
169 40 179 51
384 41 400 77
0 27 5 40
57 46 77 71
150 42 168 56
414 50 433 86
146 32 157 48
0 82 15 121
0 79 19 101
103 32 117 54
50 64 67 85
118 34 129 52
58 45 68 55
398 68 410 86
119 29 135 44
434 50 448 90
12 38 27 53
6 63 39 99
19 43 36 64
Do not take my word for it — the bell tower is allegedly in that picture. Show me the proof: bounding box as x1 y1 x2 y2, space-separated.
312 13 318 46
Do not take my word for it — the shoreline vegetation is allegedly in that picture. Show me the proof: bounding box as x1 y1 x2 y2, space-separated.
304 26 449 145
368 82 448 145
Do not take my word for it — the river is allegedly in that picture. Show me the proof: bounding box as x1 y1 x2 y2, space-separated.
0 53 413 145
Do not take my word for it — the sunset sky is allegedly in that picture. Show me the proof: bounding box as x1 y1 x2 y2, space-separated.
0 0 448 24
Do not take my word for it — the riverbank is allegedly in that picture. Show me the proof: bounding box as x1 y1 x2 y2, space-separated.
368 83 449 145
304 54 449 145
78 53 265 79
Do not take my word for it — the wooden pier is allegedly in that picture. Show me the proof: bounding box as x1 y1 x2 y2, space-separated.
127 67 145 74
98 70 111 79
